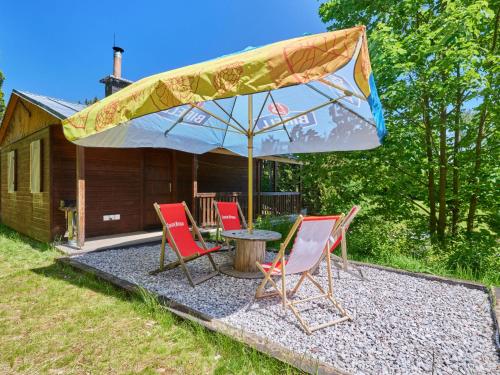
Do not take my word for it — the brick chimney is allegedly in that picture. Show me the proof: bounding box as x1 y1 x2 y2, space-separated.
99 45 132 97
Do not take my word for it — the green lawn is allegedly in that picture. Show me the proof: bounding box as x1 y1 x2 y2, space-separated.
0 224 300 374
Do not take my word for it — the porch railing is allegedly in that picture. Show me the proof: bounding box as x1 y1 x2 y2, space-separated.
194 191 301 227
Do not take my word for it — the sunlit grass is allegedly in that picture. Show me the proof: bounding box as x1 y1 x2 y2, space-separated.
0 224 301 374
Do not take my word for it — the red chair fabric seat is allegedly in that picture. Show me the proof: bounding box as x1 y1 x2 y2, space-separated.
159 203 221 257
216 202 242 230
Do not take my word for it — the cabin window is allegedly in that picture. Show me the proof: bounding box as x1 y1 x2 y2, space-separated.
7 150 16 193
30 139 42 193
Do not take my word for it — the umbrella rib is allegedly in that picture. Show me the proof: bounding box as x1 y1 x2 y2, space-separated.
269 92 293 142
254 95 348 135
213 99 246 133
221 97 237 145
163 106 195 137
317 78 366 101
305 83 376 128
252 91 271 133
190 103 246 134
183 122 241 134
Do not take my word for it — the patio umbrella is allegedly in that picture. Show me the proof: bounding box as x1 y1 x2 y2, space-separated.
62 25 386 231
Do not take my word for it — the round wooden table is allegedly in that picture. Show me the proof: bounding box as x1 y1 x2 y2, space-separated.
220 229 282 278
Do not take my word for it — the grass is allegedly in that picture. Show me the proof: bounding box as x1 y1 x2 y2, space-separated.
0 224 301 374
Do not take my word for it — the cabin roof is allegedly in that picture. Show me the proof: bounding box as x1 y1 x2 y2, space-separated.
0 90 87 146
12 90 86 119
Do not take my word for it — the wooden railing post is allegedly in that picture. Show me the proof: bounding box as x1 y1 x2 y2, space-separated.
191 155 198 221
76 146 85 248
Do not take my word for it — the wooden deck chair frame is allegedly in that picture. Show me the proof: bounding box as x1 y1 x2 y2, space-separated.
213 200 247 249
327 206 365 280
151 201 219 287
255 215 352 335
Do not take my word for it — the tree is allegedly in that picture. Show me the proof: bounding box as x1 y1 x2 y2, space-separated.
315 0 499 242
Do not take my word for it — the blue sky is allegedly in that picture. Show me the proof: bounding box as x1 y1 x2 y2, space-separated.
0 1 327 104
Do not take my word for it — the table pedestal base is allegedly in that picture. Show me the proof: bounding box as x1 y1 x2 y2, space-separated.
234 239 265 272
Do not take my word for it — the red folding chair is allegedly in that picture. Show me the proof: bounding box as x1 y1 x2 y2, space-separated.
152 201 221 286
213 201 247 248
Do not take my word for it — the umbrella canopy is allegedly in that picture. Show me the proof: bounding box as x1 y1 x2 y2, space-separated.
63 25 386 230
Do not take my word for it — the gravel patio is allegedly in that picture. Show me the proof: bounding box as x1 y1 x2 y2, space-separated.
68 243 499 374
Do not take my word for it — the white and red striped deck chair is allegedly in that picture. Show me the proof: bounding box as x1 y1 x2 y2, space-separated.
152 202 221 287
325 205 364 279
213 201 247 248
255 215 352 334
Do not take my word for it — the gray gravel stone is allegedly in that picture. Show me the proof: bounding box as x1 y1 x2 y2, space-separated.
74 244 499 375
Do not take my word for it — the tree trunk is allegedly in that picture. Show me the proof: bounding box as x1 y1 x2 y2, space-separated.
437 105 448 240
422 92 437 235
466 7 499 233
466 106 487 233
451 67 462 236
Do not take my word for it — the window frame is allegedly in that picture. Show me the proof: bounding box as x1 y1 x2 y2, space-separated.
7 150 16 193
30 139 42 193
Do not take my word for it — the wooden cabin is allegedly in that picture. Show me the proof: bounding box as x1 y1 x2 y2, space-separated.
0 90 301 246
0 47 301 246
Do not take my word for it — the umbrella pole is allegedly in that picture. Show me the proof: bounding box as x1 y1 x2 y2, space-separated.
247 94 253 233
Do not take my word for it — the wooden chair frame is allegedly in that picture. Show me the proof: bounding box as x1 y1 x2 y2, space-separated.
213 200 247 249
255 215 352 334
151 201 219 287
320 206 365 280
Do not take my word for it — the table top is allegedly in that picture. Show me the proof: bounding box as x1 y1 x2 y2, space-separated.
221 229 282 242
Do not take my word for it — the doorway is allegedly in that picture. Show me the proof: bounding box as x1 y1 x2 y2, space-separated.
143 149 174 228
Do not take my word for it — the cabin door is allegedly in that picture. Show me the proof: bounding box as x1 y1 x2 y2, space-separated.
143 149 174 228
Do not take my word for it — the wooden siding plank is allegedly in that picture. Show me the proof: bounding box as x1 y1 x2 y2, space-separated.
0 126 52 242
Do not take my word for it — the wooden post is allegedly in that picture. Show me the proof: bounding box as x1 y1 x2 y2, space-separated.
247 94 253 232
171 151 177 202
76 146 85 248
273 161 278 191
256 159 261 218
191 154 198 221
140 149 144 230
299 164 303 213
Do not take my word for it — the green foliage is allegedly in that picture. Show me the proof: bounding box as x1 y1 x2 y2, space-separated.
304 0 499 279
255 214 296 250
260 160 301 192
317 0 499 238
82 97 99 106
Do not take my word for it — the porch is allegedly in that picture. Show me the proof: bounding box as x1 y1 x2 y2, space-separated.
193 191 301 227
57 188 301 255
67 137 302 248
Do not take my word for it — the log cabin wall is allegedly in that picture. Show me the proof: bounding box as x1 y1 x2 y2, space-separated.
2 113 256 242
85 147 144 237
50 125 76 239
0 97 263 243
51 125 180 237
0 127 52 242
197 153 252 193
174 151 193 209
